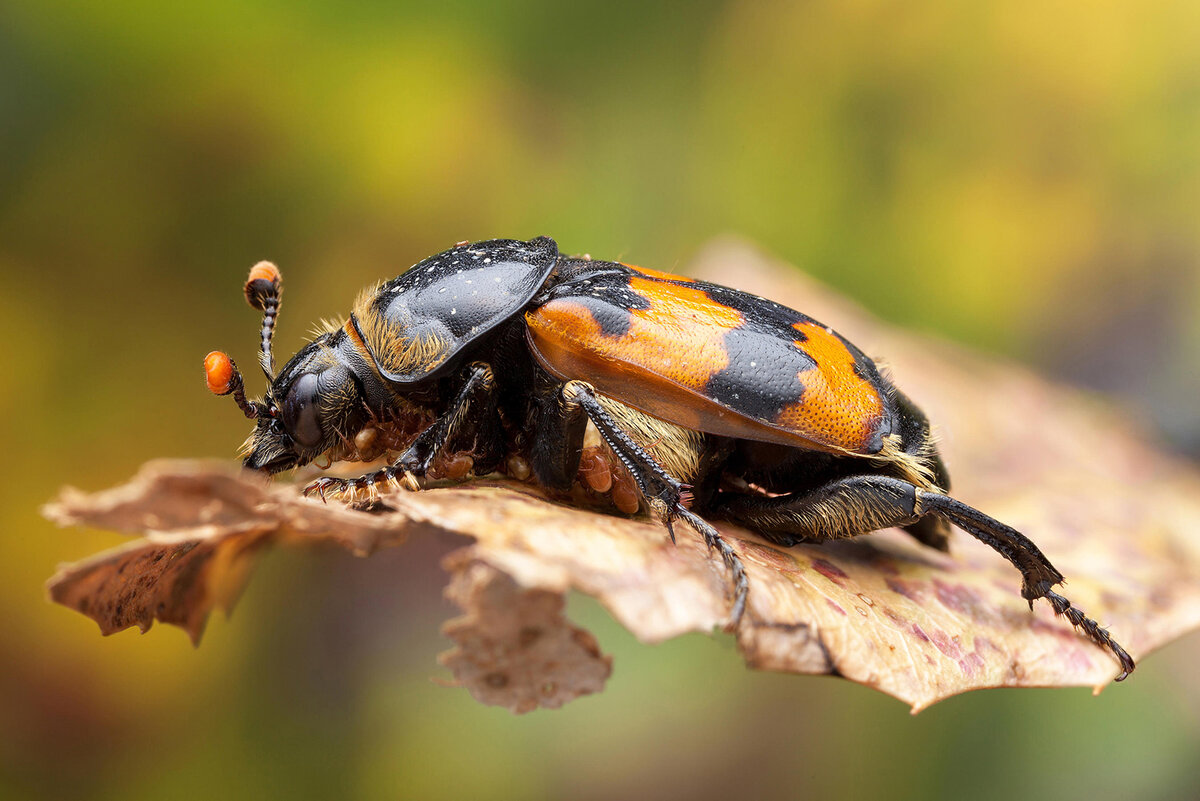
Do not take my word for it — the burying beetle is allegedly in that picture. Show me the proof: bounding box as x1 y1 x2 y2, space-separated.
204 236 1134 680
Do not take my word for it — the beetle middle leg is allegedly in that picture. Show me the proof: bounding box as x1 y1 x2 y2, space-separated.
717 475 1135 679
543 380 749 628
304 361 502 499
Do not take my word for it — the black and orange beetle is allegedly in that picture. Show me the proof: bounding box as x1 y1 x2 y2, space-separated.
204 236 1134 679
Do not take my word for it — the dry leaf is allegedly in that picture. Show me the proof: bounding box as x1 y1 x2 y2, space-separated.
438 555 613 713
43 465 411 643
44 240 1200 711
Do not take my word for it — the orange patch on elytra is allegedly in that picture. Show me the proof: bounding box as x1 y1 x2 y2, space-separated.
627 277 732 315
531 277 743 397
623 263 694 283
526 278 743 432
775 321 885 452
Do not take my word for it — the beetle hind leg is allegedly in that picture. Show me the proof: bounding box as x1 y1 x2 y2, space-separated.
918 492 1135 680
559 381 749 629
718 475 1134 679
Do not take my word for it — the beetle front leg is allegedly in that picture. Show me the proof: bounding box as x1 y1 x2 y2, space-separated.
303 466 420 503
718 475 1135 679
303 361 500 501
557 381 749 629
394 361 501 477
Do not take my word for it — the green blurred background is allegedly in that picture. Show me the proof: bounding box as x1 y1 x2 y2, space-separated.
2 1 1199 799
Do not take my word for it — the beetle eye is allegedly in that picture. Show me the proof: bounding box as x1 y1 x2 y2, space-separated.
282 373 323 447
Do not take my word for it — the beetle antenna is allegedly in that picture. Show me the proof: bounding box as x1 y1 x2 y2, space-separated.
204 351 266 419
244 261 283 381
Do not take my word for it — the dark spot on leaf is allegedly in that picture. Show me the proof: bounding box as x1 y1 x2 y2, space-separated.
812 558 848 583
958 651 984 677
744 542 802 573
974 636 1000 654
934 579 988 622
887 577 926 602
926 628 962 659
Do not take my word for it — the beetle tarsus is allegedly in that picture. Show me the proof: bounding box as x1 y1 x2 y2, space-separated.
305 464 424 501
304 475 347 503
1041 588 1135 681
677 507 748 630
662 513 678 545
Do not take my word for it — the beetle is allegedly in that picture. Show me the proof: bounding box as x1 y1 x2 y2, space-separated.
204 236 1134 680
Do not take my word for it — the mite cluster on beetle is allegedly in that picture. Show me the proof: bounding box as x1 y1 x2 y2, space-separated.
204 236 1134 680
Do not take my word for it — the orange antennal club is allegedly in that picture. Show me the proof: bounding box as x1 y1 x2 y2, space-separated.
243 261 283 381
203 350 261 418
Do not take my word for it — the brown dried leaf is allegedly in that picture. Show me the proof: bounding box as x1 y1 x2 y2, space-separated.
438 555 613 713
44 463 410 643
43 241 1200 711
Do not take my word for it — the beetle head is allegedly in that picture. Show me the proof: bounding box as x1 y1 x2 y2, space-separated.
241 338 367 473
205 262 368 474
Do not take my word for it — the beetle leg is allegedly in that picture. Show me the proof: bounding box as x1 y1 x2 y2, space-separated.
560 381 749 629
303 474 353 500
302 468 419 501
302 362 502 500
718 475 1135 679
918 492 1134 679
397 361 501 476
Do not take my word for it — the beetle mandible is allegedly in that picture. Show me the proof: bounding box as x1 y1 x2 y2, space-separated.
204 236 1134 680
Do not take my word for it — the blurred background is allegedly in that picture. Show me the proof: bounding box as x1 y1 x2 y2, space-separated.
2 1 1198 799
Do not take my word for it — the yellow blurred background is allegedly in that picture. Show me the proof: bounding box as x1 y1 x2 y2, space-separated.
2 1 1198 799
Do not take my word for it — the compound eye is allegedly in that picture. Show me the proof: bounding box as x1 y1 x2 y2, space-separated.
282 373 322 447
